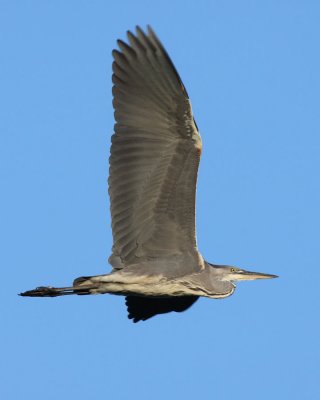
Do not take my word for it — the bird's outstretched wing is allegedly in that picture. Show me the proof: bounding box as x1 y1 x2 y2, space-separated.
109 26 202 268
125 295 199 323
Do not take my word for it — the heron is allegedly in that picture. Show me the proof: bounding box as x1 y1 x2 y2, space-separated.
20 26 277 322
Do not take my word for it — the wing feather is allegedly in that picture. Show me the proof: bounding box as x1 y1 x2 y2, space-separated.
109 26 202 268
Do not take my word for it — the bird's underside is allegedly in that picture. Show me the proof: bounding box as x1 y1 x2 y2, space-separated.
20 284 199 323
20 257 236 322
20 270 201 323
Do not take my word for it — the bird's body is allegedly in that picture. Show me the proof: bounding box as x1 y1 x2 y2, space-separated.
21 26 277 322
76 257 235 299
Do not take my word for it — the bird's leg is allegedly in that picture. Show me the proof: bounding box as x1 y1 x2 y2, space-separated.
19 274 119 298
19 285 93 297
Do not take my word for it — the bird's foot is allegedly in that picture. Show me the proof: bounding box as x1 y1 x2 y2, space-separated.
19 286 60 297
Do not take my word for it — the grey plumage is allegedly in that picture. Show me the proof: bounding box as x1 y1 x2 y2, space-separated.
110 26 201 270
20 26 277 323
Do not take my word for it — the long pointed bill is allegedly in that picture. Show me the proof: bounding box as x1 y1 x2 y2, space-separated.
237 270 278 281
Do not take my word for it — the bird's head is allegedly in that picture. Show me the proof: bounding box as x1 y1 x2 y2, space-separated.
210 264 278 282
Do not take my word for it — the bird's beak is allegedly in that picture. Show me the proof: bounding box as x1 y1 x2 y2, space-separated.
237 270 278 281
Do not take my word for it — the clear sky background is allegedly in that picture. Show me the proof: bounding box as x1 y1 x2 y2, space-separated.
1 1 319 399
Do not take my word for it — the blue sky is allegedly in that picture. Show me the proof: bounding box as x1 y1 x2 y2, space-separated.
1 1 320 399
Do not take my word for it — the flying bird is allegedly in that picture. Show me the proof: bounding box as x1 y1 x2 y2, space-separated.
20 26 277 322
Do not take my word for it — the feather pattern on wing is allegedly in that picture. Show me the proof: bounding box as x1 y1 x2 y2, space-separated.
109 26 202 269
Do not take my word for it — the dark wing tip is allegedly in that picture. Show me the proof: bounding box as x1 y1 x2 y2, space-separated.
135 25 144 35
146 25 189 98
146 25 155 37
114 26 189 99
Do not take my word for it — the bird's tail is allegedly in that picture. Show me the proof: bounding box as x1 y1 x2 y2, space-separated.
19 276 95 297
